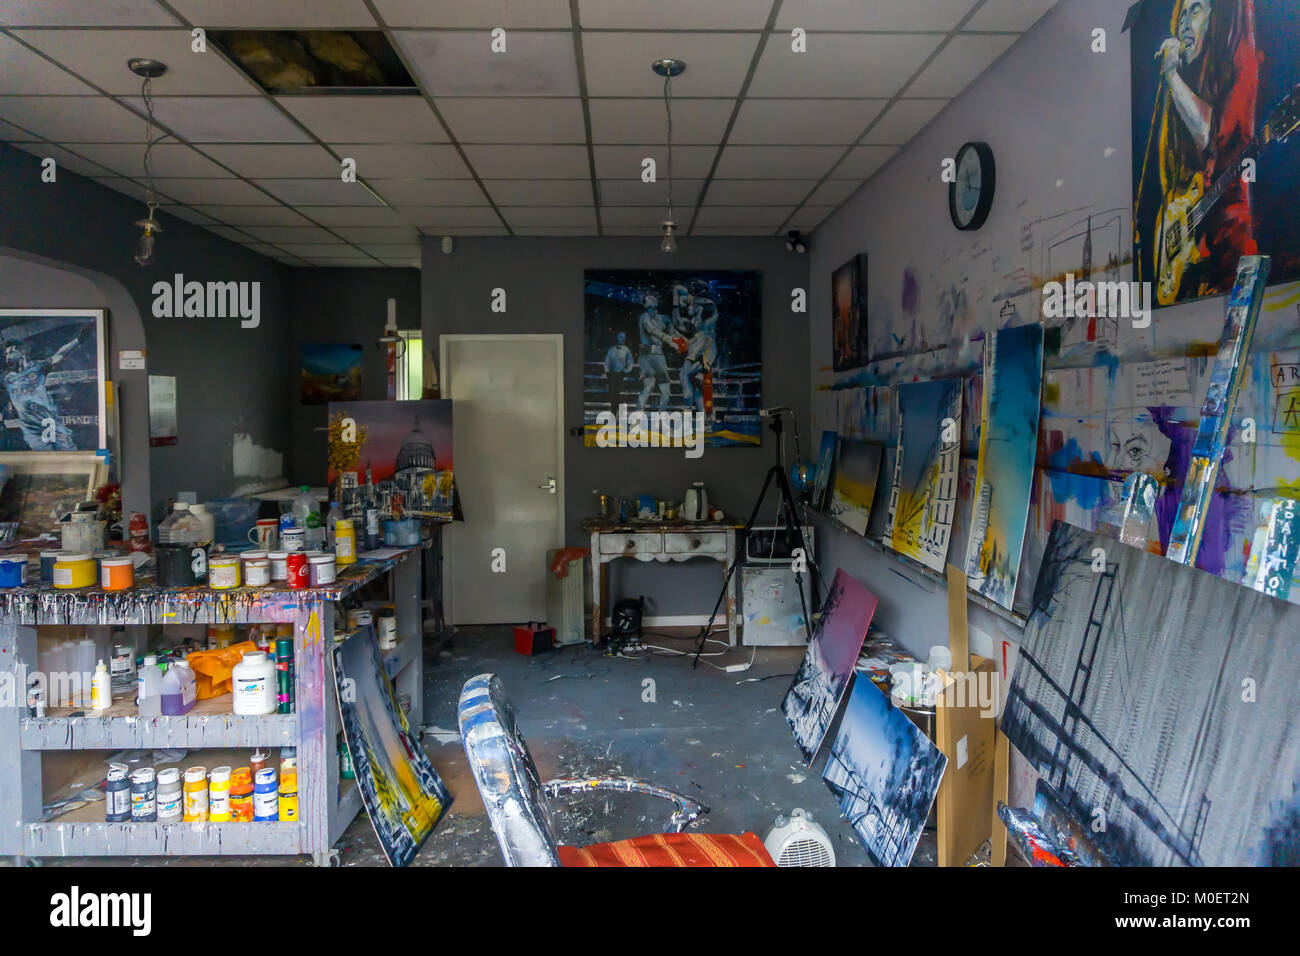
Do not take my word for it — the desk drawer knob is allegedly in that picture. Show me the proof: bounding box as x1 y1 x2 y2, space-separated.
691 539 701 548
626 539 636 549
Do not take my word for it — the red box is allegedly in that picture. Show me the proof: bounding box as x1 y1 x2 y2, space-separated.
514 622 555 656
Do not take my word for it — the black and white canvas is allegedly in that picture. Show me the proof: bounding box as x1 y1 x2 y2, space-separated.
0 309 106 451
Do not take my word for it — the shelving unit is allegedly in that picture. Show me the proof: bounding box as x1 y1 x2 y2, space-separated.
0 546 422 866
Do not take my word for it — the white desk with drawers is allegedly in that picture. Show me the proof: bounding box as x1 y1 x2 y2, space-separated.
583 520 740 646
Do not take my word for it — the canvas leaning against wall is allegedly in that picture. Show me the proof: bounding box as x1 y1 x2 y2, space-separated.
583 270 762 447
0 309 106 451
327 399 454 520
886 379 963 572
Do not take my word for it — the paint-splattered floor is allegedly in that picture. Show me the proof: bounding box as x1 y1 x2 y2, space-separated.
21 627 961 867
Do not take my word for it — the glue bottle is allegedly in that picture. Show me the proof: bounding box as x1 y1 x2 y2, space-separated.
91 660 111 713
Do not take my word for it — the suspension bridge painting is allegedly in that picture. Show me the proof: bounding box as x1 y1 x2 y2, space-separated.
823 679 947 867
1003 521 1300 866
782 569 877 766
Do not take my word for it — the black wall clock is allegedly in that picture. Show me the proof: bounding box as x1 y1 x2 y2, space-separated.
948 141 995 231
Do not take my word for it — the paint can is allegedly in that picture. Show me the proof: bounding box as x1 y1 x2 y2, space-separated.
280 747 297 774
253 768 279 821
285 551 308 589
241 548 268 567
182 766 209 822
105 763 131 822
130 767 157 822
156 767 182 823
39 550 62 583
156 543 201 587
346 608 372 629
208 766 233 822
244 559 270 587
229 767 254 822
308 552 336 586
268 550 289 582
0 555 27 588
52 552 95 589
335 519 357 565
280 527 306 552
377 611 398 651
278 770 298 823
100 555 135 591
209 554 241 590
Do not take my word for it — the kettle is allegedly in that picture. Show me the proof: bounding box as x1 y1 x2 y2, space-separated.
683 482 709 523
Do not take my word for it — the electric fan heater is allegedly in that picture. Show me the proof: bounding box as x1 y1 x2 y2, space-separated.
763 808 835 867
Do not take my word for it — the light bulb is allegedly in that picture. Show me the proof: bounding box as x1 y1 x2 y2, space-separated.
659 220 677 255
134 226 157 266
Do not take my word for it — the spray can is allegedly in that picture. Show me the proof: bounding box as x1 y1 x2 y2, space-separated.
208 766 233 822
130 767 157 822
253 768 279 822
183 766 209 822
275 638 294 714
338 732 355 779
105 763 131 822
156 768 182 823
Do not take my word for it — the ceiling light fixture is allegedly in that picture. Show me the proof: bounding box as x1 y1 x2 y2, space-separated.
129 58 168 267
786 230 807 254
652 57 685 256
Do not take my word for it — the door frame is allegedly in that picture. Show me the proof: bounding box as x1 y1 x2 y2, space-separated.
439 333 565 626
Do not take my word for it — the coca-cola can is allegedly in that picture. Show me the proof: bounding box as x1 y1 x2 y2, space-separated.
286 551 309 589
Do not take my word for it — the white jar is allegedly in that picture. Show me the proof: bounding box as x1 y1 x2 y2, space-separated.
268 550 288 581
244 559 271 587
231 650 276 715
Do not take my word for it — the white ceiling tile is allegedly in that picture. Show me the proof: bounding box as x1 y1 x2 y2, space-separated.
242 225 341 243
0 0 179 27
597 179 704 206
238 242 282 257
749 34 942 97
0 95 149 142
964 0 1058 32
713 145 843 178
10 143 114 177
167 0 378 28
907 34 1017 97
787 206 837 230
193 204 315 225
380 258 422 268
404 207 505 228
588 98 732 145
582 33 760 97
776 0 978 31
0 118 39 141
578 0 773 29
330 144 469 178
277 242 364 256
88 176 167 203
332 226 419 242
693 206 792 228
159 205 219 225
484 180 592 205
201 224 257 242
140 96 312 142
393 31 579 97
602 227 666 236
703 180 819 205
593 144 715 179
436 98 585 143
277 95 447 143
689 226 776 236
512 226 598 236
0 33 96 94
254 178 384 205
463 144 589 178
833 145 897 178
150 177 278 204
374 0 571 28
12 29 259 95
730 99 885 145
62 142 230 177
500 206 596 228
368 179 488 205
293 206 402 225
199 143 341 178
305 259 386 267
806 179 859 205
862 98 946 144
417 227 508 236
357 243 420 258
600 206 674 228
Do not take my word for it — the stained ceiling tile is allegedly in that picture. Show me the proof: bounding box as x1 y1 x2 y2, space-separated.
0 0 180 27
373 0 572 28
578 0 773 30
393 31 579 97
166 0 378 28
581 32 760 97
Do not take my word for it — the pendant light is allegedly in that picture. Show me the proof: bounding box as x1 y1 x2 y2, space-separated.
652 58 685 255
129 58 167 266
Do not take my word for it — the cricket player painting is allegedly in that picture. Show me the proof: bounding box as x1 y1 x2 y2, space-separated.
0 310 106 451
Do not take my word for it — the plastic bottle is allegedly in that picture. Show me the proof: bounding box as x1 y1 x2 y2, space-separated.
91 660 111 713
136 654 163 716
160 660 196 715
232 650 277 715
190 503 215 548
157 501 198 544
325 501 342 549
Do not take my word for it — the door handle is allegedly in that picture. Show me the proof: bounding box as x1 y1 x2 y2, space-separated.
538 476 557 494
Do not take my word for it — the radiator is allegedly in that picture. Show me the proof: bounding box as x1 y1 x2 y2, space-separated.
547 549 586 646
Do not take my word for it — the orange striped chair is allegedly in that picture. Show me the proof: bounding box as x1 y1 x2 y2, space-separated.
458 674 776 867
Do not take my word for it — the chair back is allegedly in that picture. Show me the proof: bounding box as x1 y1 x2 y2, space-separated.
458 673 562 866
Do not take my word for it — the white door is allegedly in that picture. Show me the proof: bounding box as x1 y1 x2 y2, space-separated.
441 334 564 624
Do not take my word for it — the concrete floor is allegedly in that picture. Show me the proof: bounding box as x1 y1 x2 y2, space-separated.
28 626 954 867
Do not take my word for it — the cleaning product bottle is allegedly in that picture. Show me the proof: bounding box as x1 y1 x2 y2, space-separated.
326 501 342 549
136 654 163 716
91 660 111 713
190 502 215 548
160 659 197 715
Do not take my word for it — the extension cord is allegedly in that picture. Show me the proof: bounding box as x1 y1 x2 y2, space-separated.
724 662 751 673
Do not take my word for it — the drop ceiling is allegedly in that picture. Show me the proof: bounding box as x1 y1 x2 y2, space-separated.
0 0 1058 268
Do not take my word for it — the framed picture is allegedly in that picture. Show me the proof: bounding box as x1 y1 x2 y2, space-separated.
0 451 108 539
301 342 364 404
831 255 868 372
0 309 107 451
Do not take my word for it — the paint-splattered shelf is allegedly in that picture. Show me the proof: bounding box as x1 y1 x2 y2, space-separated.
24 819 301 857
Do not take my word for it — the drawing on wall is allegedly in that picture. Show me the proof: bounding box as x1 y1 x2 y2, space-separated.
0 310 106 451
327 400 454 520
334 627 452 867
1243 496 1299 598
301 342 363 404
1130 0 1300 307
823 678 947 867
887 379 962 571
1003 521 1300 866
782 569 877 766
829 440 882 536
832 254 869 372
583 270 762 447
811 430 837 512
964 324 1044 608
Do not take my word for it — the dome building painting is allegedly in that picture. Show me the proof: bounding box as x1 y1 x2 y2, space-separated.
328 400 456 521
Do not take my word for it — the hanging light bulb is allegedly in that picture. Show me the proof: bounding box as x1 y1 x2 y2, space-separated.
129 58 168 267
652 58 685 256
659 220 678 255
134 202 162 266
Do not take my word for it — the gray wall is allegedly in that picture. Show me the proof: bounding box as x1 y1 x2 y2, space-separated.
288 267 422 484
0 143 292 519
422 235 810 617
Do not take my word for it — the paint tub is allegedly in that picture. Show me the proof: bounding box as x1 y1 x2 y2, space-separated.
105 763 131 822
130 767 157 822
208 766 233 822
156 767 182 823
233 650 277 715
268 550 289 582
308 553 336 586
39 550 62 584
229 767 254 822
347 608 372 629
99 555 135 591
0 555 26 588
253 768 279 821
183 766 209 822
244 559 270 587
241 549 268 565
52 552 95 589
335 519 357 565
278 770 298 823
209 554 241 590
156 542 203 587
377 611 398 650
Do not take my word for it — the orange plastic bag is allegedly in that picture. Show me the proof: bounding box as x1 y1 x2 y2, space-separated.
186 641 259 701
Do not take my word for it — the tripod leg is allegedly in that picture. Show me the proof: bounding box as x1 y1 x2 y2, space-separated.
773 469 816 647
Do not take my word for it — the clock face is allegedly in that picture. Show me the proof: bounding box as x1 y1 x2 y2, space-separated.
949 142 995 231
